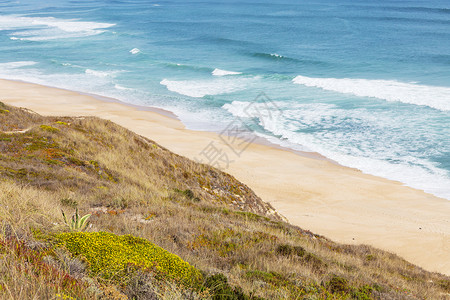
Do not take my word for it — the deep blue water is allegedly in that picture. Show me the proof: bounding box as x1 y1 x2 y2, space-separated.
1 0 449 199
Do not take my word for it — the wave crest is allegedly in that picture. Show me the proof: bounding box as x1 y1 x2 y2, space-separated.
160 77 255 98
224 100 450 199
85 69 121 78
251 52 292 61
212 68 242 76
0 15 115 41
293 75 450 111
0 61 37 69
130 48 140 54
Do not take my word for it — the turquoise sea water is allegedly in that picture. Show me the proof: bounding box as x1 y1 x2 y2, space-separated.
1 0 449 199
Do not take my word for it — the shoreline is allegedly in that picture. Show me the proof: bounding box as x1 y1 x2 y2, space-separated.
72 83 335 164
0 78 449 275
12 78 333 163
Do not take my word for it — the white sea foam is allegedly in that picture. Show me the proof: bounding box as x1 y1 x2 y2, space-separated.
130 48 141 54
212 68 242 76
293 75 450 111
160 77 255 97
85 69 120 78
114 84 133 91
0 15 115 41
223 100 450 200
0 63 140 113
0 61 37 69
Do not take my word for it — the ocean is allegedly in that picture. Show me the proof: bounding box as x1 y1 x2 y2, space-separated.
1 0 449 199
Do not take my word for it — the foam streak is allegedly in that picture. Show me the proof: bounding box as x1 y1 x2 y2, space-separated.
293 75 450 111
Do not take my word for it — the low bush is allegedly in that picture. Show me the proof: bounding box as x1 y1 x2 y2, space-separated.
276 244 305 257
326 275 349 294
175 188 200 202
350 285 375 300
55 232 202 286
40 125 60 133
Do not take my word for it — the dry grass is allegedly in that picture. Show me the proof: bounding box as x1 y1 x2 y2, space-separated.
0 230 95 300
0 102 449 299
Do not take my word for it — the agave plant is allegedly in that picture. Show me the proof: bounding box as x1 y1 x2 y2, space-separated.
61 208 91 232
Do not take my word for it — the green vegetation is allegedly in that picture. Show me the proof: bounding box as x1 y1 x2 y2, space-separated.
204 273 260 300
56 232 202 285
276 244 306 257
0 103 449 299
40 124 60 133
60 197 78 208
174 188 200 202
61 208 91 231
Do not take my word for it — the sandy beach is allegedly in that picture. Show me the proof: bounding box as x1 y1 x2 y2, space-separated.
1 78 449 276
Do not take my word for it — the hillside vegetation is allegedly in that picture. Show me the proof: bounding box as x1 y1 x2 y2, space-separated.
0 102 449 299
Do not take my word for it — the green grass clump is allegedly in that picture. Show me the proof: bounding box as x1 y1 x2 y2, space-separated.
60 198 78 208
326 275 349 294
245 270 288 287
234 211 270 222
438 279 450 292
204 273 262 300
40 125 60 133
276 244 305 257
350 285 376 300
245 270 307 296
56 232 202 285
174 188 200 202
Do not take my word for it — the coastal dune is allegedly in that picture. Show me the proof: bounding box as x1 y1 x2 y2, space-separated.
1 78 449 275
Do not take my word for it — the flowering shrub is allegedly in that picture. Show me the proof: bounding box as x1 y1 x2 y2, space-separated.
39 125 60 133
56 232 202 285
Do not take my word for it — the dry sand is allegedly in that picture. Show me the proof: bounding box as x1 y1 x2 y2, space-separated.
1 78 449 275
